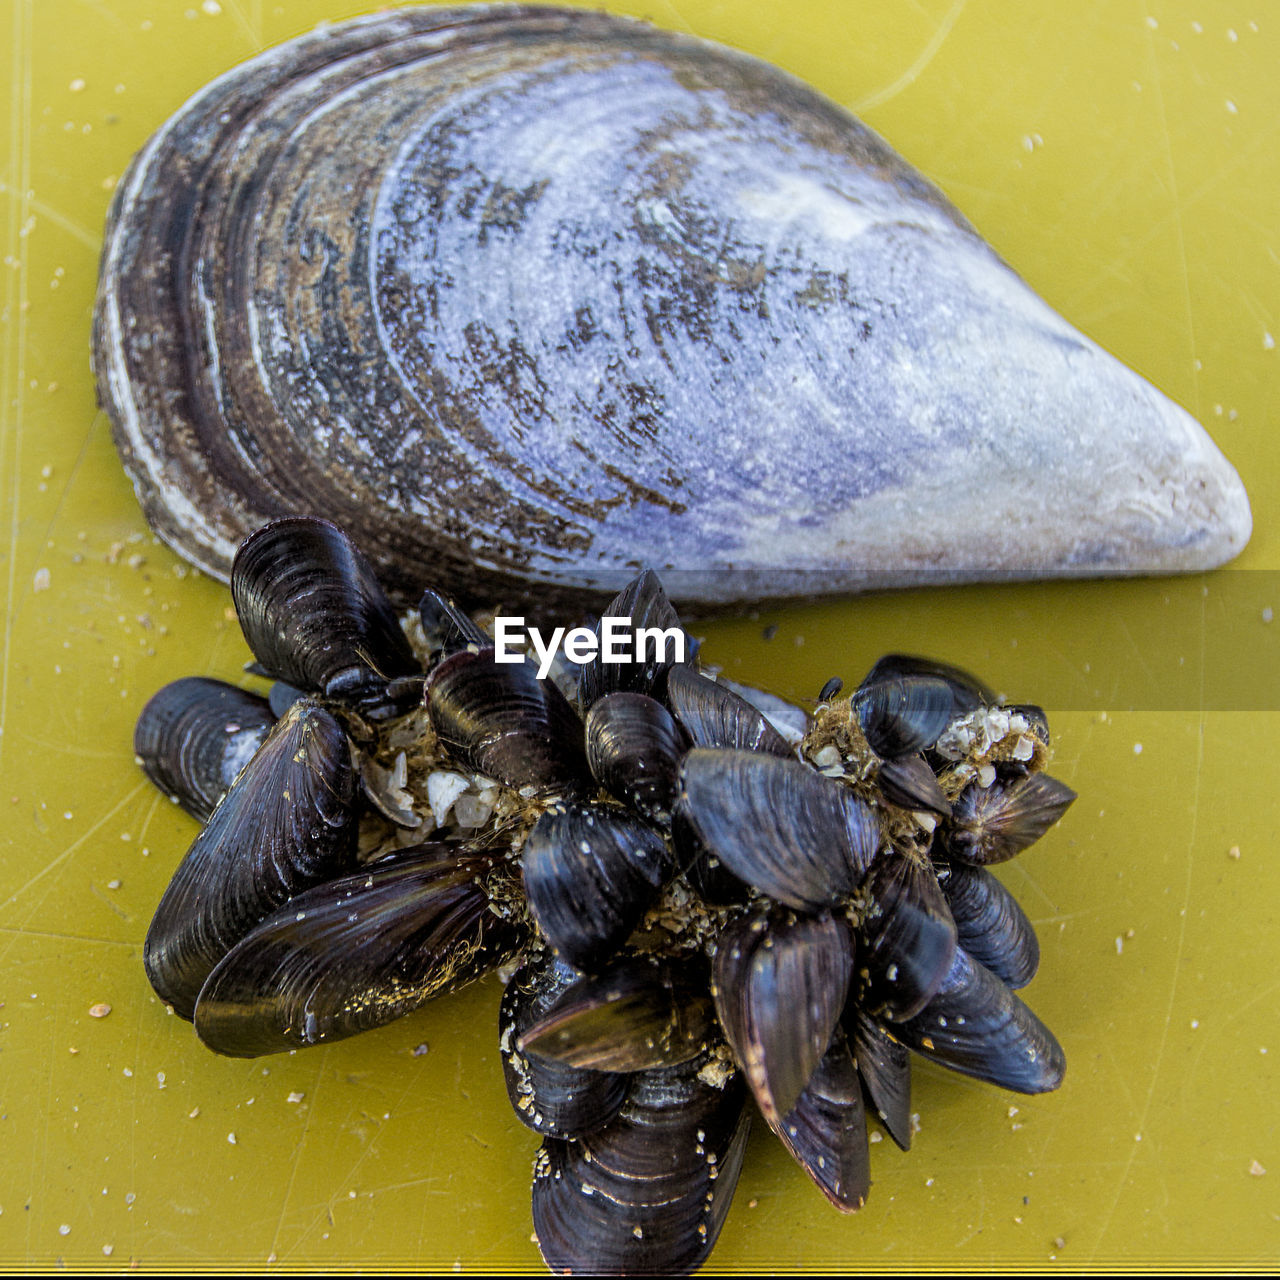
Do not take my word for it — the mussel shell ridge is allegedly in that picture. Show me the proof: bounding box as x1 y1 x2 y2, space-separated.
195 845 523 1056
532 1058 749 1275
144 700 358 1019
134 676 274 823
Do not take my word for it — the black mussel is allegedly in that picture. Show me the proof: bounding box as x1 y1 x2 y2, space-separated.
818 676 844 702
857 854 958 1022
426 647 586 791
774 1027 870 1212
877 752 952 816
231 517 420 716
585 693 689 826
712 909 853 1125
943 773 1077 865
861 654 995 719
266 680 306 719
519 955 715 1074
522 803 673 972
418 587 488 659
896 946 1065 1094
671 808 751 907
679 749 879 911
717 677 810 744
134 676 274 822
195 844 524 1056
500 955 629 1139
846 1006 912 1151
577 570 689 710
144 699 358 1018
665 664 793 757
851 673 956 758
532 1056 749 1276
936 860 1040 989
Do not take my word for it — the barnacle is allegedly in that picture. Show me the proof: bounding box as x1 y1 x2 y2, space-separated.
135 517 1074 1274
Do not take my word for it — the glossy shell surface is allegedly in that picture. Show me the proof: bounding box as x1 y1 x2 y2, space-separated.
93 4 1250 608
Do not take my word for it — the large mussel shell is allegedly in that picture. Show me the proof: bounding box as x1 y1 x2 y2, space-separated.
144 700 358 1018
519 955 716 1074
94 6 1249 609
426 646 586 790
711 909 853 1126
134 676 274 822
665 665 793 757
936 860 1040 989
500 955 629 1139
678 748 879 911
195 844 523 1056
774 1028 871 1213
895 946 1065 1094
846 1006 912 1151
231 517 419 714
532 1055 749 1275
522 803 673 972
857 853 958 1022
585 692 689 826
943 773 1077 865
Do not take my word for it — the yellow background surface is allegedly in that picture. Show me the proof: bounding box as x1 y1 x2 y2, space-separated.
2 0 1277 1270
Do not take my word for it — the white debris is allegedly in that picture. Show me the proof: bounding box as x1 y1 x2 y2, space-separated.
426 770 470 827
453 789 496 829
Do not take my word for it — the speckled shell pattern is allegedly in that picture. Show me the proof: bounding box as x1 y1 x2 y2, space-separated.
93 4 1250 608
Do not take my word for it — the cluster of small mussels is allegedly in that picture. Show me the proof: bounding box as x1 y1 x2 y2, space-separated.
135 515 1076 1275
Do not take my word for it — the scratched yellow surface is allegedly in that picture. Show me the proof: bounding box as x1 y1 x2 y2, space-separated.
1 0 1277 1271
